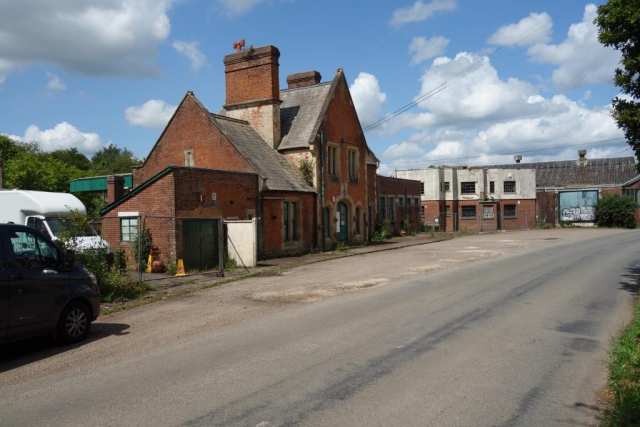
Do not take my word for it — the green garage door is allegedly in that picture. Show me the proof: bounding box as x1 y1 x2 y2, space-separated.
182 219 219 271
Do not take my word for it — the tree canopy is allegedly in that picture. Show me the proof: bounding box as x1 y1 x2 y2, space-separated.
0 135 144 216
596 0 640 162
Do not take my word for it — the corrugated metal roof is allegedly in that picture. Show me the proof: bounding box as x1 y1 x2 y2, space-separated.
278 83 332 150
480 157 638 187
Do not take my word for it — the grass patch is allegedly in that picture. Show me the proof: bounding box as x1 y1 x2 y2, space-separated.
603 301 640 426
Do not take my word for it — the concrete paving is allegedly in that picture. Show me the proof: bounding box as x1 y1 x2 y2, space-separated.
0 228 637 426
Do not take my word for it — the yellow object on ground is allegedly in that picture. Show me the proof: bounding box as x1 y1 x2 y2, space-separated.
175 259 186 276
145 254 153 274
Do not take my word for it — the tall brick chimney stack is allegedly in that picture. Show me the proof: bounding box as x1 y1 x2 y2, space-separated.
223 43 282 149
107 175 125 205
287 71 322 89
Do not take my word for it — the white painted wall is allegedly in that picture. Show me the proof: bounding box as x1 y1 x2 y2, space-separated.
396 168 536 201
225 219 257 268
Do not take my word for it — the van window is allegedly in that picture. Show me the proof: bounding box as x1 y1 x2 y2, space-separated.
8 231 43 269
36 236 60 269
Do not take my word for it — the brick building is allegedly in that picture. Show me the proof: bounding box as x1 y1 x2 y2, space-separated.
100 43 410 264
396 167 537 231
485 151 638 225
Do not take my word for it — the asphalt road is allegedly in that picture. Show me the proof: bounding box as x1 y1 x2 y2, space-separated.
1 230 638 426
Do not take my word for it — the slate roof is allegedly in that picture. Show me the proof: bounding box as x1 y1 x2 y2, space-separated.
279 82 332 150
481 156 638 188
209 114 314 192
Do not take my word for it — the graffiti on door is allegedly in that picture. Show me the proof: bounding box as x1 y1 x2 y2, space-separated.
559 190 598 222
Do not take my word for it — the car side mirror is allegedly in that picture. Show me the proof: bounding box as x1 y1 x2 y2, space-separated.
65 249 76 269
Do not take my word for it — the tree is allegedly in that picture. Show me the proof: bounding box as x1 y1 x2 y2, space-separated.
50 147 92 171
595 1 640 162
91 144 143 175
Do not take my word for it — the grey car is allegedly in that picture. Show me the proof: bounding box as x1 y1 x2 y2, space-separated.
0 223 101 344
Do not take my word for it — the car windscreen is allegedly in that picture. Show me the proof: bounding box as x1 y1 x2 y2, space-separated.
46 218 97 237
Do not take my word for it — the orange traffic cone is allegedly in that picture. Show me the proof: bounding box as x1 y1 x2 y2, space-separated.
175 259 186 277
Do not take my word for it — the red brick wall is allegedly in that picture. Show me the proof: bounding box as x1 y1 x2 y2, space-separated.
498 199 536 230
134 95 255 186
223 46 280 105
602 187 622 196
102 168 260 266
261 191 315 258
376 175 421 234
536 191 557 224
367 164 377 236
318 72 369 246
102 173 176 265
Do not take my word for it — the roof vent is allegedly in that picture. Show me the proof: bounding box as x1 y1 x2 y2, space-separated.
578 149 587 166
514 155 522 164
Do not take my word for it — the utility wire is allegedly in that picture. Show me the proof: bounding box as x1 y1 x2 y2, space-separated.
361 0 584 134
385 137 627 166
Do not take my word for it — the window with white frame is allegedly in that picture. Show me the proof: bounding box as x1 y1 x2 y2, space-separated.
120 218 138 242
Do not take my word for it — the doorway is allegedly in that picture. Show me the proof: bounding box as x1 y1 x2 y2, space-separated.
337 202 348 241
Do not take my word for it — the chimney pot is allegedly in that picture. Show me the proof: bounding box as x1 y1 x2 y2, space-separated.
286 71 322 89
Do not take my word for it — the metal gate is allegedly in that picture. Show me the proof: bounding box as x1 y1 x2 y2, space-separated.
182 219 220 271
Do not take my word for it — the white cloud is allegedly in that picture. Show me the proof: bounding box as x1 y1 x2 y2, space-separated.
409 36 450 65
527 4 621 90
350 72 388 128
391 0 457 26
0 0 173 82
488 12 552 47
125 100 177 129
172 40 207 71
382 141 425 159
218 0 265 16
45 71 66 91
9 122 103 154
376 51 625 167
377 163 395 177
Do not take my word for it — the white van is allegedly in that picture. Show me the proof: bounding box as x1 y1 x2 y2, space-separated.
0 189 111 252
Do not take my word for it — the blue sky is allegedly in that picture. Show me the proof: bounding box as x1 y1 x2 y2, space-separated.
0 0 627 175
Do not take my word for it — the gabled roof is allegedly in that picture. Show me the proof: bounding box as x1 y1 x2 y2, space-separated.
279 82 332 150
482 156 638 187
209 114 313 192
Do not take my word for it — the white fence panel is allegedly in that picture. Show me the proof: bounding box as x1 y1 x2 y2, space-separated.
225 219 257 268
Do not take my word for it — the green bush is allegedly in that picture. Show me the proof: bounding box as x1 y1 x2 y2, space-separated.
537 219 552 229
131 228 153 271
595 194 637 228
335 241 349 251
165 261 177 276
112 247 127 271
421 223 431 233
370 231 385 242
401 219 410 233
55 211 149 302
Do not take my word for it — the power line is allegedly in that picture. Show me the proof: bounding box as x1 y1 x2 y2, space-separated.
384 137 627 166
361 0 584 134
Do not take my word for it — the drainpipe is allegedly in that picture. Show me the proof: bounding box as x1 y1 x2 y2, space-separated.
319 130 326 250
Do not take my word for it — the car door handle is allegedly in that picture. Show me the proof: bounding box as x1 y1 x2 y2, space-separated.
11 274 23 281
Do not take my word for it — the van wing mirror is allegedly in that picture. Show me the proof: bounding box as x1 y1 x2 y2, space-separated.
65 249 76 269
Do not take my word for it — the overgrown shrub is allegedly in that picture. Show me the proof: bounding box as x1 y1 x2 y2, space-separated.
335 241 349 251
371 218 391 241
131 228 153 271
460 226 468 235
595 194 636 228
421 223 431 233
165 261 177 276
298 157 314 187
55 211 149 302
112 247 127 271
401 219 410 234
537 219 552 229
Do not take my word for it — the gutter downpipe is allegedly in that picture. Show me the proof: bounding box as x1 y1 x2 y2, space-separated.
319 130 326 251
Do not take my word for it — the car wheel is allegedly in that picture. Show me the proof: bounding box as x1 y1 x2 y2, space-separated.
57 301 91 344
